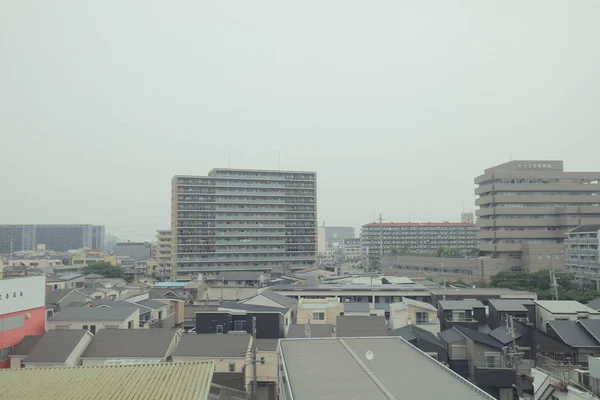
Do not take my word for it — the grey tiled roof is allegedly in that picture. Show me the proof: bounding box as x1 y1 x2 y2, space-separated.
454 326 503 349
579 319 600 343
136 299 168 310
287 324 333 338
438 300 485 310
489 326 522 345
256 290 297 309
173 334 252 358
82 329 178 358
342 302 370 313
389 325 445 348
219 302 286 313
49 306 138 322
256 339 279 351
587 298 600 311
547 320 600 348
45 289 75 305
335 316 388 338
488 299 534 312
438 329 465 344
9 335 43 356
24 330 89 364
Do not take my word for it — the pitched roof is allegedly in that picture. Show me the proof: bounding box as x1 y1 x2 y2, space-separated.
547 320 600 348
219 302 286 313
578 319 600 343
24 330 90 364
136 299 168 309
342 302 370 313
49 306 138 322
489 326 523 345
255 290 297 309
217 271 264 282
454 326 503 349
438 300 485 310
401 297 437 311
389 325 445 348
82 329 178 359
0 362 214 400
98 300 152 316
287 324 333 338
488 299 534 312
173 334 252 358
45 289 75 305
438 329 466 344
587 298 600 311
335 316 388 337
535 300 599 314
279 337 494 400
9 335 43 356
209 384 250 400
256 339 279 351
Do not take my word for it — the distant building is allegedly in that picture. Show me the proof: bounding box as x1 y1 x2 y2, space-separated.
461 212 475 224
566 224 600 289
324 226 355 248
361 221 478 265
0 224 105 254
475 160 600 272
151 230 172 279
342 238 361 261
115 242 152 261
171 169 317 278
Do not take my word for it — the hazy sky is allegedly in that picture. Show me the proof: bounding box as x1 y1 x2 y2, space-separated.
1 1 599 241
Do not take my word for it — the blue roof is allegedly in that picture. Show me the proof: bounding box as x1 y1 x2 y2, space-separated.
153 282 187 288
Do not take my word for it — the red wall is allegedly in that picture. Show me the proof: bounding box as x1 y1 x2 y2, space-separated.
0 306 46 368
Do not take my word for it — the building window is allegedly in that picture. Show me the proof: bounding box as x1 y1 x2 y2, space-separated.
415 312 429 325
312 312 325 321
260 357 265 364
83 325 88 330
128 321 133 329
229 362 236 372
216 325 224 334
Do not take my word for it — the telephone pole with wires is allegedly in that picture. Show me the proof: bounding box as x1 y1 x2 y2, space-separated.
550 269 560 301
252 317 257 400
506 316 523 397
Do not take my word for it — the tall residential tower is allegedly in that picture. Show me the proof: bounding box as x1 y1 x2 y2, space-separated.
475 160 600 272
171 168 317 279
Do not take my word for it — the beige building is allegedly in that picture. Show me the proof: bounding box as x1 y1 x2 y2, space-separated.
389 297 440 333
475 160 600 272
296 298 341 325
151 229 172 279
47 306 140 332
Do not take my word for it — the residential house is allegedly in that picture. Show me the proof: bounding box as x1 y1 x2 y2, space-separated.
137 299 172 328
8 336 42 369
588 298 600 311
240 290 298 336
255 339 278 400
172 333 253 392
80 329 182 366
45 288 92 318
277 337 495 400
488 299 536 329
545 320 600 365
196 303 287 339
341 302 372 316
18 330 94 368
47 306 140 333
535 300 600 333
389 324 448 364
438 300 486 332
46 273 85 290
296 298 341 325
439 328 469 377
335 316 388 337
429 287 537 307
453 326 517 400
0 362 214 400
287 323 334 338
389 297 440 333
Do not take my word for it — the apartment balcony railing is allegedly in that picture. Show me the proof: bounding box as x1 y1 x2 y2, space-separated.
177 255 316 263
445 316 477 323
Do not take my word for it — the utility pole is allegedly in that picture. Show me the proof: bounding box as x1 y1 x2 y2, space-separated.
508 316 522 397
252 317 257 400
442 256 446 300
550 269 559 301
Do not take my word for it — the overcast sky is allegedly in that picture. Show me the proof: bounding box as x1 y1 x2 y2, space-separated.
1 1 599 241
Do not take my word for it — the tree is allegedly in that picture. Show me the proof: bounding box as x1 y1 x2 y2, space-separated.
436 247 460 258
82 261 123 278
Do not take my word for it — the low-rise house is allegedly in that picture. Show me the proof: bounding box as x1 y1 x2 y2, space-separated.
47 306 140 333
287 323 334 338
535 300 600 333
80 329 182 366
209 271 267 287
18 330 94 368
439 327 468 377
255 339 278 400
429 287 537 307
278 337 495 400
545 320 600 364
296 297 341 325
8 336 43 369
0 362 214 400
45 288 92 318
196 303 288 339
46 273 86 290
341 302 377 317
389 324 448 364
136 299 171 326
335 315 388 337
240 290 297 335
438 300 486 332
488 299 536 329
173 333 253 392
389 297 440 333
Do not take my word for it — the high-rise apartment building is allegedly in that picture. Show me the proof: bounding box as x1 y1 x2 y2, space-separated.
475 160 600 272
0 225 105 254
361 221 478 265
565 224 600 289
171 168 317 278
152 229 172 279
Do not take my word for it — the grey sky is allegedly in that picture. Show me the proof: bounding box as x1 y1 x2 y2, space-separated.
1 1 599 241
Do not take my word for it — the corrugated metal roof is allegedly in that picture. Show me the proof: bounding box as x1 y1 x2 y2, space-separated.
173 334 252 358
389 325 445 348
535 300 599 314
279 337 493 400
488 299 534 312
153 282 187 288
82 329 178 359
438 300 485 310
402 297 437 311
0 362 214 400
568 224 600 234
49 306 138 322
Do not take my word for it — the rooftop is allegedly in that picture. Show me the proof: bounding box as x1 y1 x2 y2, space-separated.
438 328 466 344
173 333 252 358
136 299 168 309
46 289 80 305
279 337 494 400
0 362 214 400
429 287 537 297
587 298 600 311
256 339 279 352
249 289 297 309
82 329 179 359
216 271 264 281
271 283 428 292
336 316 388 337
568 224 600 234
218 302 287 314
454 326 504 349
153 281 187 288
287 324 334 338
363 222 476 227
23 330 91 364
489 326 523 345
49 306 138 322
488 299 535 312
9 335 43 357
547 320 600 348
389 325 445 348
535 300 599 314
401 297 437 311
438 300 485 310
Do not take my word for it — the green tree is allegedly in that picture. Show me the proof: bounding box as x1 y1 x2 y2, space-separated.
436 247 460 258
83 261 123 278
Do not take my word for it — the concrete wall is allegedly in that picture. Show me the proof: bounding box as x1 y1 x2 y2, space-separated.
0 307 46 369
296 299 340 325
257 350 278 383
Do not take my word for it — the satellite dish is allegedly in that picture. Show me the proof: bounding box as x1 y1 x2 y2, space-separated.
365 351 374 361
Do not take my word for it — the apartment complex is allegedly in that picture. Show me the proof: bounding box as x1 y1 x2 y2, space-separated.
475 160 600 272
566 224 600 289
171 168 317 278
152 230 172 279
0 224 105 254
361 222 478 265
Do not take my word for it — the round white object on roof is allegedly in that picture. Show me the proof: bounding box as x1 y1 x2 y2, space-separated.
365 351 374 361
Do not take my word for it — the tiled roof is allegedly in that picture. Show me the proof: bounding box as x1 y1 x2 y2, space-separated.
569 224 600 234
389 325 445 348
401 297 437 311
488 299 534 312
0 362 214 400
535 300 599 314
256 290 297 309
256 339 279 352
489 326 522 345
136 299 168 310
9 335 43 357
49 306 138 322
547 320 600 348
335 316 388 338
454 326 503 349
438 300 485 310
217 271 264 282
438 329 465 344
173 334 252 358
82 329 178 359
587 298 600 311
219 302 286 313
24 330 90 364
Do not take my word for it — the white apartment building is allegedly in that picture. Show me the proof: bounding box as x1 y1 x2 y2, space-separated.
566 224 600 289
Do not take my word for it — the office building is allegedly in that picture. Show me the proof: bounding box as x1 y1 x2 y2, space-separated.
361 221 477 265
0 225 105 254
115 241 152 260
566 224 600 289
171 168 317 278
475 160 600 272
